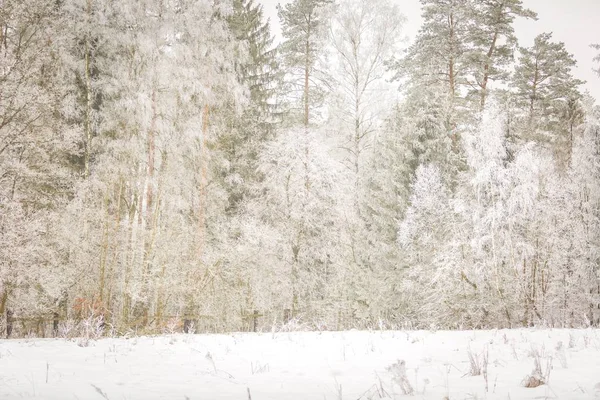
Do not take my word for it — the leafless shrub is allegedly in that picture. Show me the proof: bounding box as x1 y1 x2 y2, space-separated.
554 341 567 368
184 320 196 335
163 317 181 335
522 346 553 388
83 315 105 337
387 359 414 395
467 347 480 375
58 319 78 339
568 333 576 348
482 347 489 392
467 346 488 377
75 315 106 347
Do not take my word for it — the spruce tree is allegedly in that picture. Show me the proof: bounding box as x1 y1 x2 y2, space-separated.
222 0 280 213
228 0 279 119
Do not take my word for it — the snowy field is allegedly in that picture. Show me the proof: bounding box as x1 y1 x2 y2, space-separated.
1 329 600 400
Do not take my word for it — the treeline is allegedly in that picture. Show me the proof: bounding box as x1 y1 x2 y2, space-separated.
0 0 599 336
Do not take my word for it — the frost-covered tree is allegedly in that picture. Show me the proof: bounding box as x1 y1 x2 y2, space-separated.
394 99 594 329
0 0 77 326
329 0 404 205
358 120 414 322
593 44 600 77
61 0 117 179
56 0 245 331
246 128 350 324
558 110 600 325
466 0 536 108
229 0 279 117
397 164 460 326
222 0 280 213
393 0 471 106
1 0 598 335
277 0 332 125
512 33 584 149
324 0 404 322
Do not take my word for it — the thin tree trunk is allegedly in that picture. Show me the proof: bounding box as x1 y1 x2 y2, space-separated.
98 192 110 304
480 30 498 110
303 24 311 193
448 12 456 98
106 178 124 317
529 61 539 124
0 288 7 317
146 87 156 223
567 119 574 166
198 104 209 258
137 84 158 327
523 259 529 326
84 0 93 178
354 68 361 213
122 178 140 328
304 33 310 127
294 18 313 315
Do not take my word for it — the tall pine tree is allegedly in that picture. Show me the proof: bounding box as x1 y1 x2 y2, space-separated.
467 0 536 109
277 0 332 126
511 33 584 164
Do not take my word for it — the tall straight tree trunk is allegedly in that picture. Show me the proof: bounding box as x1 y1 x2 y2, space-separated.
353 46 361 215
568 121 574 165
146 86 156 224
529 63 539 123
0 287 8 317
522 259 530 326
106 178 124 317
447 12 460 153
121 193 137 328
98 192 110 304
198 104 209 258
304 33 310 128
84 0 93 178
303 25 311 193
448 12 456 99
139 84 159 326
292 19 313 315
480 31 498 110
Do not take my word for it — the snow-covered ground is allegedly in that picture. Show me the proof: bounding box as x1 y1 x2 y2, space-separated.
1 329 599 399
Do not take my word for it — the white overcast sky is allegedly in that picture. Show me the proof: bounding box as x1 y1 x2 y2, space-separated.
258 0 600 101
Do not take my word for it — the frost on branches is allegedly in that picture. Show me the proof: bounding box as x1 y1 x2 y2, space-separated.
0 0 598 336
